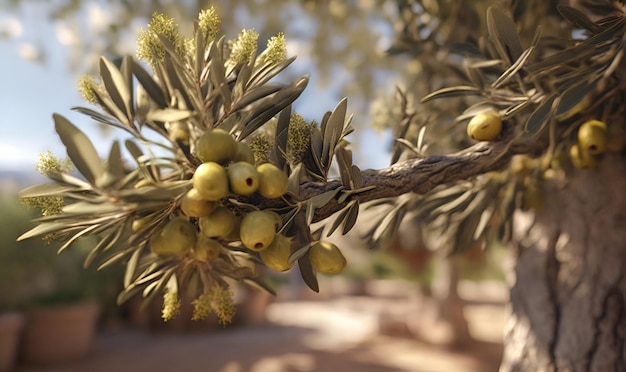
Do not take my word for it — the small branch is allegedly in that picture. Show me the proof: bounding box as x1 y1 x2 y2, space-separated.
253 135 541 222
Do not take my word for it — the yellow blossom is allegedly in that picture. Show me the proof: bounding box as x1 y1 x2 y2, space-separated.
36 151 72 177
191 293 212 321
161 290 181 321
287 113 315 163
136 12 186 68
191 285 235 325
259 33 286 66
198 7 220 42
227 29 259 66
19 196 64 217
249 134 273 165
209 285 235 325
77 75 100 103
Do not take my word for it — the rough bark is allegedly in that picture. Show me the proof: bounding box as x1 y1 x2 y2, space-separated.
501 154 626 371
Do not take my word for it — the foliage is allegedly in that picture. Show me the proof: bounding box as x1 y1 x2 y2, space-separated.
16 8 369 324
365 0 626 255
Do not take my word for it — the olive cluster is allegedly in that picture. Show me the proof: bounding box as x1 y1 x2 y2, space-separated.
150 128 293 269
148 128 347 275
569 119 625 168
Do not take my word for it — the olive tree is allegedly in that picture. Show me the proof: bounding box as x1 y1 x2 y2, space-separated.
16 1 626 371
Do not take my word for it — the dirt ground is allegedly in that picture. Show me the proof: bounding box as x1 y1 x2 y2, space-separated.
14 280 506 372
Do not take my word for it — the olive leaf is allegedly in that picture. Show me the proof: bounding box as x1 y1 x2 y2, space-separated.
98 141 124 189
288 243 312 264
557 5 604 34
486 7 523 64
131 59 167 108
99 56 134 122
555 78 597 119
72 106 129 132
271 104 291 169
306 188 342 226
421 86 481 103
18 182 79 198
247 56 297 89
326 199 359 237
54 114 105 186
521 93 557 140
321 98 348 169
289 211 318 292
146 108 194 123
237 76 308 140
491 46 535 89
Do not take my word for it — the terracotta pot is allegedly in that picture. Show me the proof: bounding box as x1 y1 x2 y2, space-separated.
0 312 25 372
21 301 99 365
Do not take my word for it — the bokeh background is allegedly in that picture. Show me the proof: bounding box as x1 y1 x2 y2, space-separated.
0 2 508 371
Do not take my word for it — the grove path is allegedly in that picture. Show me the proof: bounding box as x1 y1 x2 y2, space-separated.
16 291 505 372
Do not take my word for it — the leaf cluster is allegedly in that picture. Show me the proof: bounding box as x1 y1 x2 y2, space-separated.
17 9 362 318
365 3 626 257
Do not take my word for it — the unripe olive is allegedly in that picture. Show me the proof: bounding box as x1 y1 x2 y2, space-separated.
228 162 259 196
240 210 277 251
132 216 150 233
259 234 294 272
199 206 237 239
194 235 222 262
234 141 256 164
509 155 534 177
167 122 190 143
467 110 502 141
257 163 288 199
192 162 229 201
569 144 598 169
196 128 238 164
577 120 608 155
151 218 197 256
180 188 217 217
309 241 347 275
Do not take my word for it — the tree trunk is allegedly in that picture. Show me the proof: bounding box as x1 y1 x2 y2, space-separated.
501 154 626 371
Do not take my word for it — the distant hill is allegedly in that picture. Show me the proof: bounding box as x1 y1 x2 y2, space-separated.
0 170 44 194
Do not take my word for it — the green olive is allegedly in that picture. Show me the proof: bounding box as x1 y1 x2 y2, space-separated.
180 188 217 217
199 206 237 239
569 144 598 169
194 235 222 262
192 162 229 201
467 110 502 141
132 216 151 233
309 241 347 275
257 163 288 199
196 128 238 164
240 210 277 251
228 162 259 196
259 234 293 272
577 120 608 155
167 122 190 143
150 218 197 256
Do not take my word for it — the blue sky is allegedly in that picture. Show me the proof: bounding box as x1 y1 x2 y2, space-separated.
0 2 393 175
